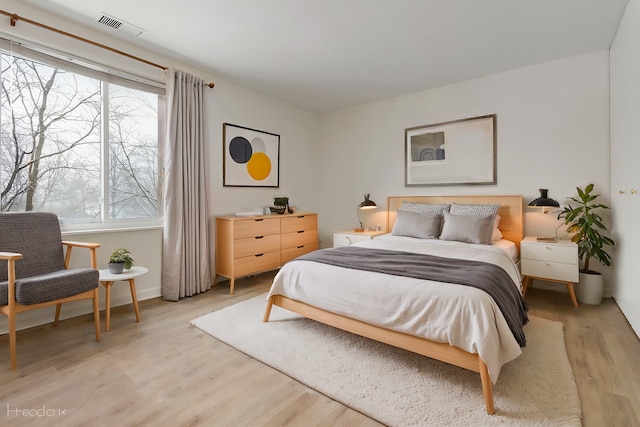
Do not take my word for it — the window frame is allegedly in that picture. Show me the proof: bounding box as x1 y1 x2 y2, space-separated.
0 36 166 232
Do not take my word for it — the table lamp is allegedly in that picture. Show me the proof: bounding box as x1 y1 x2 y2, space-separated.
355 193 377 232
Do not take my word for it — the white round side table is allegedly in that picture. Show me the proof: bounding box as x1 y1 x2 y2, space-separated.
98 266 148 331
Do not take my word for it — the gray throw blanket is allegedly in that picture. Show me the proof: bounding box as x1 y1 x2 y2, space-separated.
296 246 529 347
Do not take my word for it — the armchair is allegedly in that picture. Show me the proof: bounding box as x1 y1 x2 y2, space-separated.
0 212 101 369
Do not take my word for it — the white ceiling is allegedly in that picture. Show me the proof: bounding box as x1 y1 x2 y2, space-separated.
21 0 628 113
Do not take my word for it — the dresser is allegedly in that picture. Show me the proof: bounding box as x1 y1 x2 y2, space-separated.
520 236 579 306
215 213 318 294
333 230 387 247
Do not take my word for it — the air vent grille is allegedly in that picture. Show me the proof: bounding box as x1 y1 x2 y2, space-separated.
97 13 145 37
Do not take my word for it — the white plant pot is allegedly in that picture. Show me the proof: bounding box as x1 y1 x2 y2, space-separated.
576 272 604 305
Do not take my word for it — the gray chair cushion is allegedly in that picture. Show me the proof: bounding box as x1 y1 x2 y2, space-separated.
0 212 98 306
0 212 65 280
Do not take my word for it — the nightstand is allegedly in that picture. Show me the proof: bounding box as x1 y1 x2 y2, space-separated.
333 230 387 247
520 236 579 306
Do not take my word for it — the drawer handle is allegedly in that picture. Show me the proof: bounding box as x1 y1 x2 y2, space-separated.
545 262 551 265
255 236 264 239
254 219 264 222
297 245 304 249
297 215 305 218
255 253 264 257
346 237 352 244
297 230 305 234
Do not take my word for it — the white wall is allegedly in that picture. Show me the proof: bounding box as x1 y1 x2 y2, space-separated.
317 51 612 287
610 0 640 335
0 0 319 332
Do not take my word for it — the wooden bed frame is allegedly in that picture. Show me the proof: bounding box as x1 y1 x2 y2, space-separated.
263 195 523 415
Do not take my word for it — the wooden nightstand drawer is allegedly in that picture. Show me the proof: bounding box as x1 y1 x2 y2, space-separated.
234 234 280 258
521 243 576 264
333 233 373 247
521 259 579 283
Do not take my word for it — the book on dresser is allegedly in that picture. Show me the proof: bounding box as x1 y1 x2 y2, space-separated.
215 213 318 294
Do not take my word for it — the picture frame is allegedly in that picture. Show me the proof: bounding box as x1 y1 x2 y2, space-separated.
223 123 280 187
404 114 496 186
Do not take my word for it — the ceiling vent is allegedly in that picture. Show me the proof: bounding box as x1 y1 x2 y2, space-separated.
97 13 145 38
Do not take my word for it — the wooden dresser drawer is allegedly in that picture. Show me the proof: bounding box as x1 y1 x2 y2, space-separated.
234 251 281 277
234 234 280 258
281 230 318 249
281 242 319 264
521 243 576 264
281 214 317 233
521 259 579 283
234 217 280 238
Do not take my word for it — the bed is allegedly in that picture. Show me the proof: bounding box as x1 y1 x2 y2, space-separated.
263 195 525 415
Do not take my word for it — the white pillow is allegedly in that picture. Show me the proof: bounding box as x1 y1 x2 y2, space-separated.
492 227 503 241
492 214 503 241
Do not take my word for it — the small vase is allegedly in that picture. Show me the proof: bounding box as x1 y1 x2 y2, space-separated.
108 262 125 274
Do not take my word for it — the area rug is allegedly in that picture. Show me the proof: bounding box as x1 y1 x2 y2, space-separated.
191 294 581 426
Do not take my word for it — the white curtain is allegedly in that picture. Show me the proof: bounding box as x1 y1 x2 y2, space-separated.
162 70 211 300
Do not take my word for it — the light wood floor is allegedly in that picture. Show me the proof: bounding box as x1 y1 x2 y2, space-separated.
0 273 639 426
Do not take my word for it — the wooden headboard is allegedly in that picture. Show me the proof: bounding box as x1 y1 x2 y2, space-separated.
387 195 524 251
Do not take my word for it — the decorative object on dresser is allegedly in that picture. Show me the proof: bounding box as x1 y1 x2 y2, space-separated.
355 193 377 232
527 188 560 214
270 196 289 214
520 237 579 306
405 114 496 186
215 213 318 294
222 123 280 187
557 184 615 305
333 230 387 247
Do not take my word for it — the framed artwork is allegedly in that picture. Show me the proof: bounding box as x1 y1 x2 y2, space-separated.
404 114 496 186
223 123 280 187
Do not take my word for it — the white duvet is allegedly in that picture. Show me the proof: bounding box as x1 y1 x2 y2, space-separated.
268 235 525 383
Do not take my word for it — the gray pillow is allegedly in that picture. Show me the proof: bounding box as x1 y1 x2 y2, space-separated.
449 203 500 216
400 201 450 214
439 211 496 245
392 210 442 239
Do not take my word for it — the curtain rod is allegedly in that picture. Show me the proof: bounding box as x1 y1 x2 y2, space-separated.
0 9 215 88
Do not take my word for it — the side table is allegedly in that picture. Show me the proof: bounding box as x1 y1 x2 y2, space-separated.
520 237 579 306
98 266 148 331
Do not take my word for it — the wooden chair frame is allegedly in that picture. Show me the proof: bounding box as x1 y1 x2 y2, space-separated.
0 241 101 369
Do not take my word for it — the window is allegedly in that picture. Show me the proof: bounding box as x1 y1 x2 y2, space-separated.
0 38 165 228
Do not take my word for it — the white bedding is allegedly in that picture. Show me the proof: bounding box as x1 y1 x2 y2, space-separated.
268 235 524 383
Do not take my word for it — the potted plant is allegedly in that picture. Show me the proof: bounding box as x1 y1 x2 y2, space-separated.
108 248 134 274
271 196 291 214
557 184 615 304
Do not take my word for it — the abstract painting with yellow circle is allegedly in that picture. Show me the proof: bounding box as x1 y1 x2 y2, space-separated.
223 123 280 187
